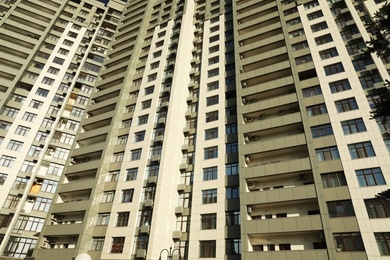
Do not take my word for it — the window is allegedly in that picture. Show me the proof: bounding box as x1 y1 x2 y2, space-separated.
3 237 37 258
329 79 351 93
346 41 365 55
47 66 60 75
53 57 65 65
138 115 148 125
226 186 239 199
209 56 219 65
142 100 152 109
206 111 218 122
311 124 333 138
208 68 219 77
76 95 89 105
307 10 324 21
203 166 217 181
333 233 364 251
202 189 217 204
356 167 385 186
131 149 142 161
304 0 319 9
359 72 382 89
126 168 138 181
226 143 238 154
134 131 145 142
311 21 328 32
207 81 219 91
112 152 124 163
321 172 347 188
117 212 130 227
12 94 26 103
148 73 157 82
295 55 312 65
47 163 64 176
320 47 338 60
365 198 390 218
375 233 390 255
200 240 216 258
327 200 355 217
226 163 239 175
205 128 218 140
324 62 344 75
111 237 125 253
71 107 85 118
201 213 216 230
315 34 333 45
226 211 240 225
316 146 340 162
13 177 28 190
0 121 11 130
33 197 52 212
121 189 134 203
0 156 16 168
41 117 54 127
7 140 23 152
34 88 49 98
289 29 305 38
4 107 19 118
341 118 366 134
153 51 162 58
53 147 70 160
41 180 58 193
0 173 8 185
145 86 154 95
14 126 30 137
204 146 218 159
134 235 149 251
206 95 219 106
102 191 115 203
353 57 373 71
209 35 219 43
96 213 110 225
58 48 69 55
92 237 105 251
59 133 75 145
12 216 44 234
65 119 80 131
302 85 322 97
292 41 308 51
348 141 375 159
306 103 327 117
27 145 42 157
4 195 20 208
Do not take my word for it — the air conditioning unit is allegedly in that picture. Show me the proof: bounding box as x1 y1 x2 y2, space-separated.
240 55 244 59
242 98 246 104
244 136 250 144
242 82 247 87
239 42 244 46
259 114 266 120
248 182 257 190
245 156 251 164
247 206 253 214
278 110 285 116
42 242 50 249
240 66 244 73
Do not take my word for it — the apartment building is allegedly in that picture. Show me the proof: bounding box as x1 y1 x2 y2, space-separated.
0 0 389 259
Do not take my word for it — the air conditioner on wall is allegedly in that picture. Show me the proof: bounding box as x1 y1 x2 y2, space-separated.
247 206 253 214
245 157 251 164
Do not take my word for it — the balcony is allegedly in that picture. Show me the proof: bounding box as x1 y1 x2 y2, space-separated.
52 200 89 214
44 223 83 236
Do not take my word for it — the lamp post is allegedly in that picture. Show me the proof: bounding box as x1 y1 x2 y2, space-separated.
158 246 181 260
74 253 91 260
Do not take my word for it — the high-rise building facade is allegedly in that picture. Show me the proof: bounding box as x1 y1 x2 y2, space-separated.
0 0 389 260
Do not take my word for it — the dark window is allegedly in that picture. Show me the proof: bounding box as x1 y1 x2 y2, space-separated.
116 212 130 227
359 71 382 89
204 146 218 159
365 198 390 218
319 47 338 60
327 200 355 217
201 213 216 229
206 111 218 122
126 168 138 181
356 167 385 187
311 21 328 32
200 240 216 257
226 186 239 199
111 237 125 253
375 233 390 255
316 146 340 161
121 189 134 203
226 239 241 255
226 163 239 175
202 189 217 204
130 149 142 161
279 244 291 250
315 34 333 45
226 211 240 225
324 63 344 75
348 141 376 159
206 95 219 106
311 124 333 138
203 167 218 181
335 97 358 112
302 85 322 97
341 118 366 134
307 10 323 20
307 103 327 117
205 128 218 140
333 233 365 251
226 143 238 154
329 79 351 93
321 172 347 188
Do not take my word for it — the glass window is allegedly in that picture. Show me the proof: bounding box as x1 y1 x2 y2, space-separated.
365 198 390 218
375 233 390 255
205 128 218 140
302 85 322 97
329 79 351 93
126 168 138 181
348 141 375 159
130 149 142 161
311 124 333 138
204 146 218 159
201 214 216 229
315 34 333 45
203 166 217 181
92 237 105 251
206 111 218 122
96 213 110 225
117 212 130 227
200 240 216 257
333 233 364 251
111 237 125 253
341 118 366 134
226 163 239 175
319 47 338 60
202 189 217 204
121 189 134 203
307 103 327 117
324 62 344 75
321 172 347 188
356 167 385 186
327 200 355 217
316 146 340 161
206 95 219 106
